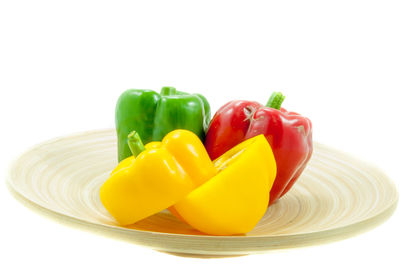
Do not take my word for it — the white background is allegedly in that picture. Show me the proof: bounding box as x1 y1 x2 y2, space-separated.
1 0 399 265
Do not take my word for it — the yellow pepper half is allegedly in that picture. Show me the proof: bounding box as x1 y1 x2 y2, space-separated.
100 129 217 225
100 129 276 235
173 134 277 235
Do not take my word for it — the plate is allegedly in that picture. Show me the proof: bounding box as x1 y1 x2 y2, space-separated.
7 129 398 256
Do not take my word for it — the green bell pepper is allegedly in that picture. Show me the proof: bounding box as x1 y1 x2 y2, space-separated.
116 86 211 162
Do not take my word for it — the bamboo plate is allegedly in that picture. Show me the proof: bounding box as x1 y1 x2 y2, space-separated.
7 129 398 256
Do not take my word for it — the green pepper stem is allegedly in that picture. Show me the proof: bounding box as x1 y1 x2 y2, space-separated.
266 92 285 110
127 131 146 157
160 86 176 96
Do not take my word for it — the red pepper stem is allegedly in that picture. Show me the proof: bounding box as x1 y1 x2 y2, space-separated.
160 86 177 96
266 92 285 110
127 131 146 157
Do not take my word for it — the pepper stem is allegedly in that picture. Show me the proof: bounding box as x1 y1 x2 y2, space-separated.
266 92 285 110
160 86 176 96
127 131 146 157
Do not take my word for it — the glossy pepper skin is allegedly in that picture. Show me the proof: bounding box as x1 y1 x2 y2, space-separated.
205 92 312 205
100 130 217 225
116 86 211 162
174 134 276 235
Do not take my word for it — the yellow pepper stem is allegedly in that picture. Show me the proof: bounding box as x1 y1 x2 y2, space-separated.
127 131 146 157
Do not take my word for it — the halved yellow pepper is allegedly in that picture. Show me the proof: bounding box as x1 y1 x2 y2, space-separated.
173 135 277 235
100 129 217 225
100 130 276 235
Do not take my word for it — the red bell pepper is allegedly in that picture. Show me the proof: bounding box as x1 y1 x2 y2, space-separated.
205 92 313 205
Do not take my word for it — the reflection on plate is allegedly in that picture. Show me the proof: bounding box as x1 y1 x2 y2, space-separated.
7 129 398 256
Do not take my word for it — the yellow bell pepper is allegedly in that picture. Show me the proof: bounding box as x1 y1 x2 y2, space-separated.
100 129 276 236
100 130 217 225
173 134 277 235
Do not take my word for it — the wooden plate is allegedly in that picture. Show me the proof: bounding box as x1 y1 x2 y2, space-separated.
7 129 398 256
